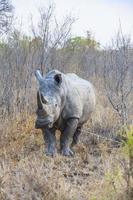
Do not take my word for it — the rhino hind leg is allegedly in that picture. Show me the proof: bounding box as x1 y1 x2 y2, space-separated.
71 126 82 147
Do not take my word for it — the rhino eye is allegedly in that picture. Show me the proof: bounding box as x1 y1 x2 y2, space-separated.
55 103 57 107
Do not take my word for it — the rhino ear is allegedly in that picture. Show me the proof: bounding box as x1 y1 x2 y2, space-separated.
54 74 62 85
34 70 43 83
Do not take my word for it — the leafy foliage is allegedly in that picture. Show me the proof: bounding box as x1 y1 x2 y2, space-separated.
66 34 99 50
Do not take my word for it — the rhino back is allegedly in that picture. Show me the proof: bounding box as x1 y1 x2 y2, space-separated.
62 73 96 124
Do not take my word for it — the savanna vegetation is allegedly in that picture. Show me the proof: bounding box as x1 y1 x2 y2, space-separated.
0 1 133 200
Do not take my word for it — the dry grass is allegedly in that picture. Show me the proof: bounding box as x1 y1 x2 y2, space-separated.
0 118 129 200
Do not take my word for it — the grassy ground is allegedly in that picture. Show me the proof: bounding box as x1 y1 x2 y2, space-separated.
0 114 129 200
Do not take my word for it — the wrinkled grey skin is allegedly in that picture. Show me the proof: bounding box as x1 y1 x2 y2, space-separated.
35 69 96 156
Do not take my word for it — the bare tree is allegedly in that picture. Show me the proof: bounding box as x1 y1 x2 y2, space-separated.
0 0 13 35
104 29 133 125
31 4 75 73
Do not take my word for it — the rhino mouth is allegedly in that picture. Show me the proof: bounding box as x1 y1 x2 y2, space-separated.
35 118 53 129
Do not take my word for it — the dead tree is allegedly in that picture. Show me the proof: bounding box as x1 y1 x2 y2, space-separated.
31 4 75 73
104 29 133 125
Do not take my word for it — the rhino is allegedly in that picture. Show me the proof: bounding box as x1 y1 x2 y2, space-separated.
35 69 96 156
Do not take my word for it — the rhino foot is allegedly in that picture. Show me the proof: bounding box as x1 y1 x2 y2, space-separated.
61 147 74 157
45 150 56 157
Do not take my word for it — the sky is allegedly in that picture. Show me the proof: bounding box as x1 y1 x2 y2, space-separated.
12 0 133 45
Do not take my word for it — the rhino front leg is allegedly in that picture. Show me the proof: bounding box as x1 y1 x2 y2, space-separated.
60 118 79 156
42 128 56 156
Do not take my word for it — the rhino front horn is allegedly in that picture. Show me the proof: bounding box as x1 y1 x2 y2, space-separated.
37 92 48 115
35 69 43 83
37 91 43 109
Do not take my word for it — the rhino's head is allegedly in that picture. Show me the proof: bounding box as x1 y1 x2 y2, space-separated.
34 70 64 129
